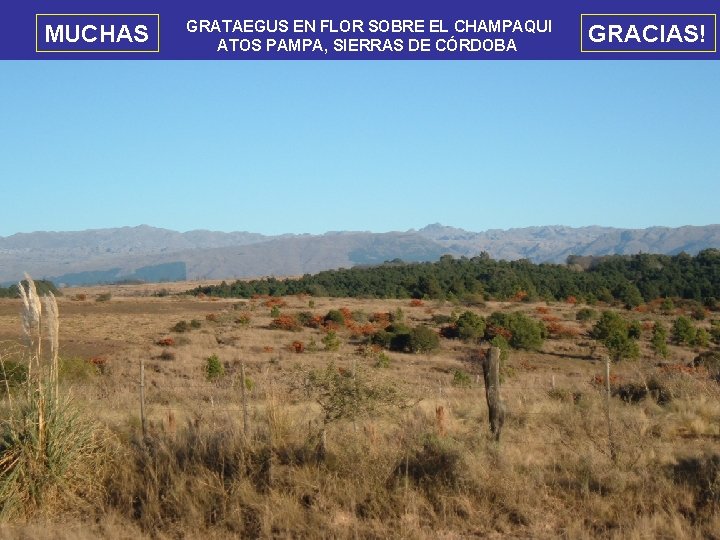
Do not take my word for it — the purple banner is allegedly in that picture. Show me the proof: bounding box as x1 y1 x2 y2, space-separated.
1 0 718 59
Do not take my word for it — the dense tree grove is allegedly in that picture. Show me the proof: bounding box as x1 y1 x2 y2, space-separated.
189 249 720 305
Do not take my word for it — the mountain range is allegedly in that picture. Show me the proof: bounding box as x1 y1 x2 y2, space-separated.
1 223 719 286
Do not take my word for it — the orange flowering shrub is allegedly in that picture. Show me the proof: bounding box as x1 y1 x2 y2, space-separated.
370 312 390 326
546 321 581 339
513 290 528 302
264 297 287 309
340 307 354 324
270 315 300 331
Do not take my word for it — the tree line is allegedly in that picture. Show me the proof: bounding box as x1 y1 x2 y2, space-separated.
188 249 720 306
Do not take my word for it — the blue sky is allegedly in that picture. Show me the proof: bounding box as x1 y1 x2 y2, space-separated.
0 61 718 236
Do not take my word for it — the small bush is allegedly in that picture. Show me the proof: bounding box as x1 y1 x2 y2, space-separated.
374 352 391 368
576 308 597 322
614 379 671 405
171 320 190 333
270 315 301 332
431 314 455 325
0 360 27 389
159 349 176 361
95 292 112 302
371 330 393 349
672 316 696 346
451 369 471 387
591 311 640 362
296 311 315 326
205 354 225 381
694 328 710 347
393 435 465 489
693 351 720 380
486 311 545 351
235 314 251 327
324 309 345 326
651 321 669 358
322 331 341 351
190 319 202 329
270 306 281 318
671 454 720 510
306 337 320 352
691 305 707 321
628 320 643 339
59 356 100 382
408 326 440 353
455 311 486 343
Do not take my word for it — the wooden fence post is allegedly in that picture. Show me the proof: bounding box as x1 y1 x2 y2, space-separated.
240 362 249 438
605 355 616 463
483 346 505 441
140 359 146 438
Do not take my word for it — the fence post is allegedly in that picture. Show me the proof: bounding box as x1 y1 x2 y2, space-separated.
140 359 146 438
605 355 616 463
240 362 249 438
483 346 505 441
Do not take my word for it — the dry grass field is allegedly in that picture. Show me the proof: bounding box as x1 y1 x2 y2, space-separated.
1 281 719 539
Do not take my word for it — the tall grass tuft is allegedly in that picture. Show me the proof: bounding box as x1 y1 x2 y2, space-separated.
0 275 112 519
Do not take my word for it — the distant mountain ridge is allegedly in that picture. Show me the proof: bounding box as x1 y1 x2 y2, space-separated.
1 223 719 286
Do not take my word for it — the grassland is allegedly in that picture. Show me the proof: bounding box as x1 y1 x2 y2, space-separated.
0 281 719 539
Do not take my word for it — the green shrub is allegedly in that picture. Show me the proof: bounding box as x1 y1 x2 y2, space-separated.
710 321 720 345
628 320 643 340
322 331 341 351
591 311 640 362
0 360 27 390
270 306 281 318
59 356 100 382
324 309 345 325
205 354 225 381
487 311 545 351
651 321 669 358
490 334 510 364
672 316 696 346
95 292 112 302
452 369 471 387
296 311 315 326
455 311 486 343
431 314 455 325
371 330 393 349
171 320 190 333
374 352 391 369
190 319 202 329
691 305 707 321
408 326 440 353
694 327 710 347
576 308 597 322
